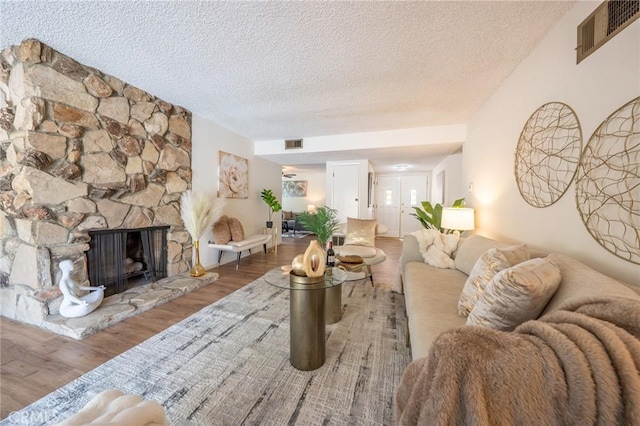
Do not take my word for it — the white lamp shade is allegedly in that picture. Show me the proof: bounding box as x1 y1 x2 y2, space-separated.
441 208 475 231
307 204 317 212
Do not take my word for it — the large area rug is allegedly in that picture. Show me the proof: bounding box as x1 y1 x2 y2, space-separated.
3 275 411 425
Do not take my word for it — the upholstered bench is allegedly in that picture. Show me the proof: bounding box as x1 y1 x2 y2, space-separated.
208 234 272 270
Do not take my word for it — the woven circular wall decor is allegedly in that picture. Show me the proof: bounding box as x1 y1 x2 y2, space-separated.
575 97 640 265
515 102 582 207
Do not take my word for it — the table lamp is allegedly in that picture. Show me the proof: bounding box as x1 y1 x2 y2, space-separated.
441 208 475 236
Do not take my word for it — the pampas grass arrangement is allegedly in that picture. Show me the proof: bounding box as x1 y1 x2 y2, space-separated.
180 191 225 276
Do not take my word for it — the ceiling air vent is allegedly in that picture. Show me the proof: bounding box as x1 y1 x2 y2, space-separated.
577 0 640 64
284 139 303 150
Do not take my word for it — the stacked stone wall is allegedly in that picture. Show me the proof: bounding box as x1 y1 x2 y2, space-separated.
0 39 192 326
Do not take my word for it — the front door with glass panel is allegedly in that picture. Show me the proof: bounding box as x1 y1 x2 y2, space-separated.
400 175 428 237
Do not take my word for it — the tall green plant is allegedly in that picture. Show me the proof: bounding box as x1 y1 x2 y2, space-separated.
296 206 341 248
260 189 282 223
411 198 465 234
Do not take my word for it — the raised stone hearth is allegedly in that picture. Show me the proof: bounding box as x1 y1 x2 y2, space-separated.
0 39 197 335
44 272 218 340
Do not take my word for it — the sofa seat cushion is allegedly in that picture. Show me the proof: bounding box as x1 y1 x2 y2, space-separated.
542 253 640 314
404 262 467 360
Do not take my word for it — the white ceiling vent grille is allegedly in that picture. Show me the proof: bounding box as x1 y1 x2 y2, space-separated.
577 0 640 64
284 139 303 150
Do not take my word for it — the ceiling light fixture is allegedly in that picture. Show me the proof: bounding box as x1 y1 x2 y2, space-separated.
396 164 409 171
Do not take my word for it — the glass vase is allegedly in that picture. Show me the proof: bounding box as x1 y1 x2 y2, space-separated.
190 240 206 277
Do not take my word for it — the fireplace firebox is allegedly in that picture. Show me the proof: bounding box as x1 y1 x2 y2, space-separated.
87 226 169 297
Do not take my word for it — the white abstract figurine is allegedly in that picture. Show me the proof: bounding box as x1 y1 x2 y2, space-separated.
58 260 105 318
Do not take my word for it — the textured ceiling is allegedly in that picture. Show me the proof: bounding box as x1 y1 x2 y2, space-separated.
0 1 574 171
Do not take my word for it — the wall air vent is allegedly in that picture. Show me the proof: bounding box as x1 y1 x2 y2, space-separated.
284 139 303 150
577 0 640 64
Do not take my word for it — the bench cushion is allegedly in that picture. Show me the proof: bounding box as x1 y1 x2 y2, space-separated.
208 234 271 252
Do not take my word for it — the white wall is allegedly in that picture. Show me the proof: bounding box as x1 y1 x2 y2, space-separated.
191 115 282 268
431 152 464 206
464 2 640 286
281 170 327 212
255 124 466 155
325 160 372 220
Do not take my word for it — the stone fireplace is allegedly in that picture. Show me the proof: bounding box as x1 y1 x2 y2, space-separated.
86 226 169 297
0 39 198 333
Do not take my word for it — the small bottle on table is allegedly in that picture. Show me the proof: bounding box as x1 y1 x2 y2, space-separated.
326 241 335 267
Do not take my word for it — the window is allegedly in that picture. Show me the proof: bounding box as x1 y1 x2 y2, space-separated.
385 190 393 206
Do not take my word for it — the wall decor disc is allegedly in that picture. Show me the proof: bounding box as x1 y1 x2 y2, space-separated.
575 97 640 265
515 102 582 208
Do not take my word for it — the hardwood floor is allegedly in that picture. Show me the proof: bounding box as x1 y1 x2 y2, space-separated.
0 235 402 419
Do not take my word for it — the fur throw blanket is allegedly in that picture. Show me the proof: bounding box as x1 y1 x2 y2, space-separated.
410 229 459 269
395 296 640 425
56 389 168 425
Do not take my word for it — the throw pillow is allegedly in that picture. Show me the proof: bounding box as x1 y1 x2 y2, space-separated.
283 211 294 220
344 217 377 247
212 215 231 244
457 244 530 317
466 257 561 331
228 217 245 242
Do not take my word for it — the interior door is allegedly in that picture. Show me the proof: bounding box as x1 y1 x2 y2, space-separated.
400 175 428 237
331 164 360 222
375 175 401 237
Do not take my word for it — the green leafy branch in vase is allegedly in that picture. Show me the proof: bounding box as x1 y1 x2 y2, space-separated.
412 198 465 234
297 206 341 248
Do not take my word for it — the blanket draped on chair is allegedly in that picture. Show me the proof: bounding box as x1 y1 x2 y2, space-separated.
395 296 640 425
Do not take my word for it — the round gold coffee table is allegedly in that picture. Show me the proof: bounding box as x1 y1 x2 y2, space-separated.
264 266 346 371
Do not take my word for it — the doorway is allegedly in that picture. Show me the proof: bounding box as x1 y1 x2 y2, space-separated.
329 163 360 223
376 174 428 238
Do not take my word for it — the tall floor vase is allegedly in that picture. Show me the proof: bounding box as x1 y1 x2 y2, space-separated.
190 240 206 277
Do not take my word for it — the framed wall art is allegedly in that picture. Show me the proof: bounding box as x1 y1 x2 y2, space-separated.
218 151 248 199
282 180 307 197
515 102 582 208
575 96 639 264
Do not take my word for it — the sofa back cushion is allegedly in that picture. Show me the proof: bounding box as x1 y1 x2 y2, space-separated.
283 211 294 220
466 257 561 330
344 218 377 247
541 253 640 314
454 235 511 275
457 244 531 316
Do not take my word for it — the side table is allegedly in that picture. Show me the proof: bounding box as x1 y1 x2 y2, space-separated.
261 226 278 254
264 266 346 371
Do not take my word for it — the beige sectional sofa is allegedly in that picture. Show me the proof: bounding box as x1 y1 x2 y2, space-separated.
400 234 640 360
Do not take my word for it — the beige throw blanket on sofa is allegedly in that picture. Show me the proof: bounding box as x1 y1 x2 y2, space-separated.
410 229 459 269
395 297 640 425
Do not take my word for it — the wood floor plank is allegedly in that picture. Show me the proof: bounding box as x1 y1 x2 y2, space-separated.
0 235 402 419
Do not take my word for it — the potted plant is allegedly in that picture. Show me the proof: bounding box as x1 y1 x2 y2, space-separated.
260 189 282 229
296 206 341 248
411 198 465 234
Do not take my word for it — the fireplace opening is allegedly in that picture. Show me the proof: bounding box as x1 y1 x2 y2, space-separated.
86 226 169 297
